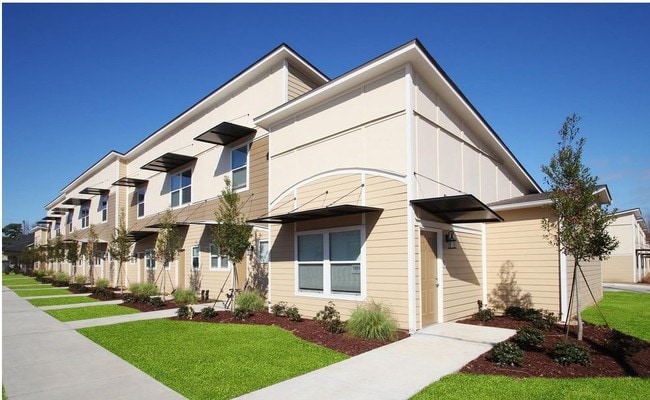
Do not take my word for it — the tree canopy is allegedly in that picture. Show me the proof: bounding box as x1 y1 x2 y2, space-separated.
3 223 23 239
211 177 252 265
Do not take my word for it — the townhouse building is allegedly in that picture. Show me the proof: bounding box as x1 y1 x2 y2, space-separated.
37 40 612 332
602 209 649 283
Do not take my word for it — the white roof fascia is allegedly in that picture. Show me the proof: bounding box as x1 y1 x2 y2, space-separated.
45 194 67 211
490 199 552 212
58 151 124 197
255 40 541 194
125 45 328 161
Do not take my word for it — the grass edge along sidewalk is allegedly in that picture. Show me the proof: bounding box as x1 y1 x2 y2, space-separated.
46 304 140 322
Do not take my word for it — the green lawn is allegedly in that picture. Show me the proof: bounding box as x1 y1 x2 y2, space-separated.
4 283 53 289
47 304 139 322
582 291 650 341
79 319 347 399
2 275 40 285
28 296 99 307
411 374 650 400
13 288 73 297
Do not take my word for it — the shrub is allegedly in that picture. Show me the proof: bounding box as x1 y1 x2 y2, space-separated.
176 305 193 319
173 289 197 306
514 326 545 348
68 283 88 293
92 287 116 300
487 342 524 366
149 296 165 309
271 301 288 317
475 308 495 321
74 275 87 285
346 300 398 341
130 282 159 297
314 301 345 334
94 278 110 289
552 341 591 366
52 272 70 287
233 306 252 320
121 293 134 303
200 306 217 319
133 294 151 304
285 305 302 322
235 290 266 313
532 310 559 331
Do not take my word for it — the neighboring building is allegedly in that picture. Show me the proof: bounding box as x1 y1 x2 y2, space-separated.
602 209 649 283
2 233 34 272
35 39 612 332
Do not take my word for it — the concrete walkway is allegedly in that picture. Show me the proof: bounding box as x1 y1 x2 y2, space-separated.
603 282 650 294
237 322 515 400
4 285 515 400
2 287 185 400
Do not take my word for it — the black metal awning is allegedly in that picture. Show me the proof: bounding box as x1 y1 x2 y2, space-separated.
62 197 90 206
141 153 196 172
194 122 256 146
112 177 149 187
43 216 60 221
51 207 73 215
144 222 190 229
79 187 109 196
411 194 503 223
126 230 157 242
247 205 383 224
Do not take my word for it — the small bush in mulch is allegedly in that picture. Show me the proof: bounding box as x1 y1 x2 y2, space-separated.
52 272 70 287
176 305 194 319
285 305 302 322
91 287 116 300
233 306 253 320
314 301 345 334
487 342 524 366
553 341 591 366
271 301 288 317
514 326 545 349
200 306 217 319
68 283 88 293
475 308 495 322
150 296 165 309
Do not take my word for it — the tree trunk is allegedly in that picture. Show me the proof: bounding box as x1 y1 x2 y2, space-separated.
574 262 583 341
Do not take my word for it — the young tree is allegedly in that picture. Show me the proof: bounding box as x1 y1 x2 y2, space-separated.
66 236 80 276
52 235 65 272
541 114 618 340
154 209 182 294
211 177 253 310
3 223 23 239
84 225 100 285
109 209 132 294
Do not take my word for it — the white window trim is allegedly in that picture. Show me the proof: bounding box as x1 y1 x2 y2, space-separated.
258 239 269 264
145 249 156 270
170 168 192 209
294 225 366 301
191 245 200 270
136 188 145 219
80 205 90 229
209 243 231 270
230 142 250 193
100 194 108 223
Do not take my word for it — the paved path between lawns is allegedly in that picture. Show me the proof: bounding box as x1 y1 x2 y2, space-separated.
2 286 186 400
603 282 650 294
237 322 515 400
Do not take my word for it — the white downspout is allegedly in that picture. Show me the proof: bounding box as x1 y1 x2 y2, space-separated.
559 250 568 322
481 223 488 306
405 63 417 333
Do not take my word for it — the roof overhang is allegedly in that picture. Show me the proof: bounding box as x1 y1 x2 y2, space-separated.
79 187 109 196
112 177 149 187
62 197 90 206
144 222 190 229
51 207 73 215
43 216 61 221
141 153 196 172
194 122 256 146
411 194 503 223
247 205 383 224
126 231 157 242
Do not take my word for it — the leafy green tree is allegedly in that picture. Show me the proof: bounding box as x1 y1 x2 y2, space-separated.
541 114 618 340
154 209 182 294
109 209 132 294
66 236 80 276
212 177 253 309
84 225 100 285
52 235 65 272
3 223 23 239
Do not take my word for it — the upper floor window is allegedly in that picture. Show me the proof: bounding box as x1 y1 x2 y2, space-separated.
191 246 200 270
209 244 230 269
80 204 89 228
231 144 249 191
66 211 73 233
54 221 61 237
137 188 145 218
99 194 108 222
171 169 191 207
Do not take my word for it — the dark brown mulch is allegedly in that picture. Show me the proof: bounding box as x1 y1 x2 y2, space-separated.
459 316 650 378
171 310 409 357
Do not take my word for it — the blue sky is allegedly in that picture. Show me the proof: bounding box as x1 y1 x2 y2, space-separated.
3 3 649 227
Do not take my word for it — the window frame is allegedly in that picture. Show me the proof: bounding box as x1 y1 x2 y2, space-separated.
145 249 156 270
80 204 90 229
294 225 366 300
99 194 108 223
191 245 200 270
209 243 231 270
136 188 145 218
66 211 74 233
230 142 250 192
170 168 192 208
258 239 269 264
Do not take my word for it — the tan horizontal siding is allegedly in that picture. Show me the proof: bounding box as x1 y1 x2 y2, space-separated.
287 65 318 100
442 231 482 321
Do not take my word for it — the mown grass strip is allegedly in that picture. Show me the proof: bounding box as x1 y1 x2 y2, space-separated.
4 284 53 289
79 319 347 399
582 291 650 341
29 296 99 307
47 304 139 322
14 288 74 297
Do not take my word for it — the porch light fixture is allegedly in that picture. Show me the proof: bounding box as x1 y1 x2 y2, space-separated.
445 231 457 249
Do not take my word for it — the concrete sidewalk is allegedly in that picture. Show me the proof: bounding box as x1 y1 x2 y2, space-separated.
2 287 186 400
237 322 515 400
603 282 650 294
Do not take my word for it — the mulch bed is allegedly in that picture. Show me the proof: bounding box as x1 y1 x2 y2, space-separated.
170 309 409 357
459 315 650 378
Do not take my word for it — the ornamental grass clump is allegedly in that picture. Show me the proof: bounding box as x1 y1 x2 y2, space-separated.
346 300 398 341
94 278 110 289
173 289 197 306
130 282 159 297
74 275 87 285
235 290 266 313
